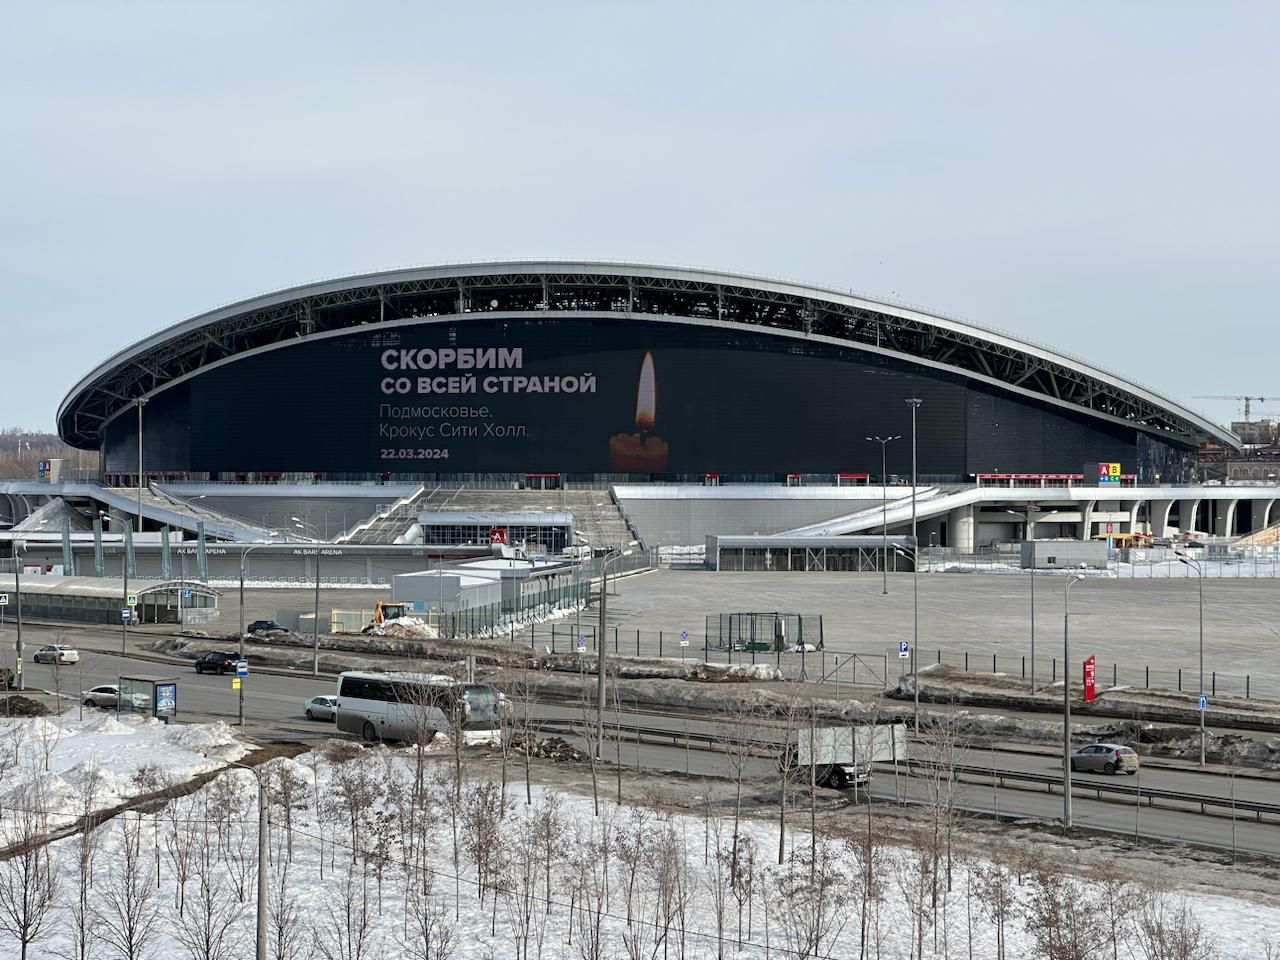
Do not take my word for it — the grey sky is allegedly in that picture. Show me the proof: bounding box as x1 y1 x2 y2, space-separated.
3 2 1276 432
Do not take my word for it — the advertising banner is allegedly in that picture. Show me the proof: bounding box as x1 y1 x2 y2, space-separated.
1083 655 1096 702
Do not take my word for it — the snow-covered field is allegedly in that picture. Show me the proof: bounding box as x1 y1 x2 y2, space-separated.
0 712 250 844
1 716 1277 959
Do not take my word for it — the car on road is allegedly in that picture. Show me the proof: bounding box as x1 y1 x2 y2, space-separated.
32 644 80 665
304 695 338 721
81 684 149 709
247 620 286 634
193 651 241 675
1070 742 1140 775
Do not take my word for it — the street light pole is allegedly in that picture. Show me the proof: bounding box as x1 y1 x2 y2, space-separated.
13 541 24 691
596 545 635 756
238 539 276 726
865 435 901 594
906 399 922 732
1177 551 1206 767
1063 573 1085 829
136 398 147 533
293 518 323 678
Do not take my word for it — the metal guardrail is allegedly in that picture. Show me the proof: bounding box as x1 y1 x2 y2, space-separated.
900 760 1280 822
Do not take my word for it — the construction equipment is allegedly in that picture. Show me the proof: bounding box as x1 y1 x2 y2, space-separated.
369 600 408 627
1193 395 1273 420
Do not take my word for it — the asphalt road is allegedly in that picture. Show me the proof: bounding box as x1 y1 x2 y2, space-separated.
15 640 1280 856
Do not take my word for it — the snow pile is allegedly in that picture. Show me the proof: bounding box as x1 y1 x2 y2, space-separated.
19 747 1280 959
365 615 441 640
0 711 251 843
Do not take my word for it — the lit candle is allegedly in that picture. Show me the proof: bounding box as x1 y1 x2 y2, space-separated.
609 352 669 471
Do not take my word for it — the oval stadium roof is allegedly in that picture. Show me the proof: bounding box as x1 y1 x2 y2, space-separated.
56 260 1240 450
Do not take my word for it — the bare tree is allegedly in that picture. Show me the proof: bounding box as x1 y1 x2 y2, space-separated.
462 779 510 908
95 813 162 960
263 758 310 865
173 813 243 960
404 868 456 960
315 861 378 960
0 781 59 960
531 791 566 916
1022 867 1108 960
1094 862 1138 960
774 693 805 865
974 855 1019 960
56 759 106 960
569 821 608 960
267 856 311 960
773 843 850 960
1129 889 1217 960
162 793 199 918
500 811 543 960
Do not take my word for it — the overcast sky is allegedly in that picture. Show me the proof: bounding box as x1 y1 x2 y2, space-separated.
3 1 1276 432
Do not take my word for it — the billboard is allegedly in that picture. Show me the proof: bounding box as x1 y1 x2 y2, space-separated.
105 318 1139 477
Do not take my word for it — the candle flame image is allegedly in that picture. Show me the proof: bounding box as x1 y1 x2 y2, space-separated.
609 351 669 471
635 351 657 431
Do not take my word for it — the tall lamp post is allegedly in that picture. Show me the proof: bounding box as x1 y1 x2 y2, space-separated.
1063 572 1086 829
238 536 278 726
894 544 921 734
865 435 901 594
292 518 323 677
135 398 147 533
596 543 636 757
12 540 24 691
905 399 922 728
1175 550 1206 767
1006 506 1058 693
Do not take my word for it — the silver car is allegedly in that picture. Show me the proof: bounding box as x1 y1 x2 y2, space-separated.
33 644 80 665
304 695 338 721
81 684 149 709
1070 742 1139 775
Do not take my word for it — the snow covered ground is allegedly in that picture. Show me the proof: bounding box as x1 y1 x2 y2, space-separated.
2 717 1278 959
0 711 250 844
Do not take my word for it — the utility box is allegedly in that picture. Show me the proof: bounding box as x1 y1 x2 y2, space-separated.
1020 540 1108 570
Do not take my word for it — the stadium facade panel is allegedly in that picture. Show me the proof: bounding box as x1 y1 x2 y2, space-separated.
59 262 1235 483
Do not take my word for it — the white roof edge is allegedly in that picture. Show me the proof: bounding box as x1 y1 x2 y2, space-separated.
57 260 1236 449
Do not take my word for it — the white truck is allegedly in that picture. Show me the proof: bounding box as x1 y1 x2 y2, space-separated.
781 723 908 789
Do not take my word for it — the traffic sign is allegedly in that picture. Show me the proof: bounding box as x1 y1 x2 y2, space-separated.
232 678 241 690
121 608 131 622
680 630 688 641
679 640 689 648
898 641 910 659
235 659 249 677
1198 694 1209 712
126 594 138 607
0 594 8 606
182 588 193 599
576 636 586 655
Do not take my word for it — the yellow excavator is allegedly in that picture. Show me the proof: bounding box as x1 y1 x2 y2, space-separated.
370 600 408 627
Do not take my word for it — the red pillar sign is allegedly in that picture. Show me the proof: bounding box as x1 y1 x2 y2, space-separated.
1083 655 1097 702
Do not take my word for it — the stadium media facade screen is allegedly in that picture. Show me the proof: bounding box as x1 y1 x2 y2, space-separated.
104 317 1141 479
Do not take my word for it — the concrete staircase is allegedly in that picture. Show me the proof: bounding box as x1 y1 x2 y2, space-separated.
339 485 638 549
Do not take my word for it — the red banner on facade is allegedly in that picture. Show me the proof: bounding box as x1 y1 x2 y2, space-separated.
1083 655 1097 702
489 527 508 544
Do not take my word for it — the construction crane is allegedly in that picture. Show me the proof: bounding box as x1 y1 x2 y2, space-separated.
1192 395 1273 420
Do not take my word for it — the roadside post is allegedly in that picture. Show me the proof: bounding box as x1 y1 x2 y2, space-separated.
680 630 689 662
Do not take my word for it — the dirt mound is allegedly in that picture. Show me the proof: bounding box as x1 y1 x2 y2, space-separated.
0 695 51 717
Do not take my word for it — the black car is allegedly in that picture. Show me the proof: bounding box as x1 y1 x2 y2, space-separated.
246 620 286 633
194 651 239 675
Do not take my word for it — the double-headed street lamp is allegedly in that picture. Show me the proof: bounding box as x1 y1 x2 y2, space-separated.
292 517 324 677
1005 506 1058 693
865 435 901 595
1062 572 1086 829
596 543 637 757
1175 550 1207 767
238 536 279 726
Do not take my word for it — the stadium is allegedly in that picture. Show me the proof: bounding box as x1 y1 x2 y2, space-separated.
57 261 1236 485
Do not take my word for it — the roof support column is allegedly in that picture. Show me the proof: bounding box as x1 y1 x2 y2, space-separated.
1148 499 1174 538
1214 499 1238 537
1177 498 1202 536
948 504 975 553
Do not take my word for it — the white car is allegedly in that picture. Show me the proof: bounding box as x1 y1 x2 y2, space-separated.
304 695 338 721
33 644 80 665
81 685 150 710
